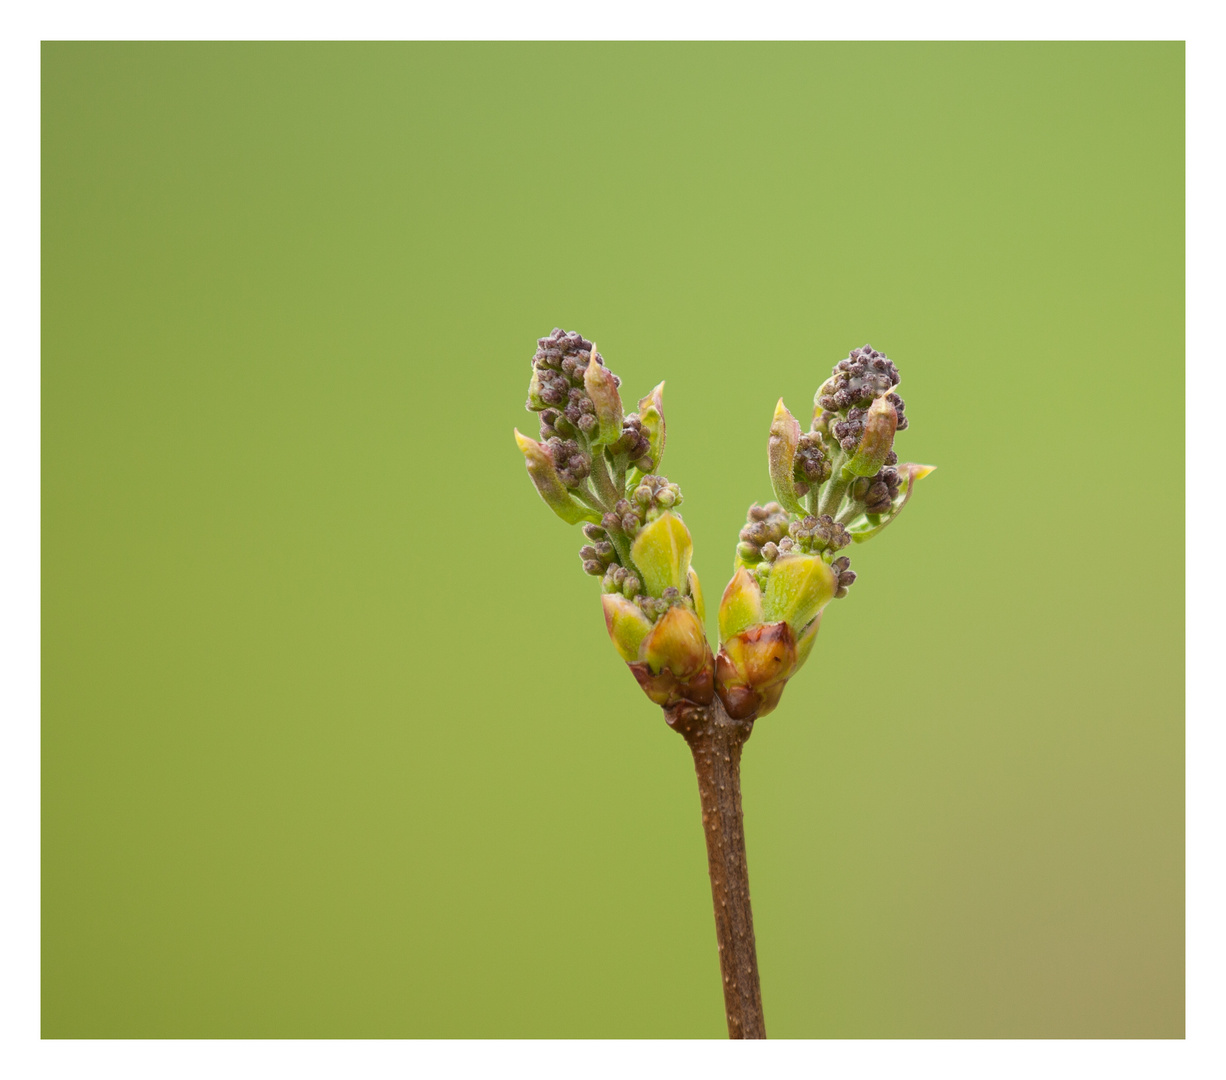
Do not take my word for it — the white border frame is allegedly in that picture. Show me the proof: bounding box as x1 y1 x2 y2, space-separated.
5 4 1217 1076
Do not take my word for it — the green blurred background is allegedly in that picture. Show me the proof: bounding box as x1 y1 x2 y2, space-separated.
42 43 1183 1038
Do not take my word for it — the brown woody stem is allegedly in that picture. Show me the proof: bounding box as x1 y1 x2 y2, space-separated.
665 697 766 1039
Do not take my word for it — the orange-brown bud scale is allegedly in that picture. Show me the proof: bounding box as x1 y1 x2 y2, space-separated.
715 621 797 719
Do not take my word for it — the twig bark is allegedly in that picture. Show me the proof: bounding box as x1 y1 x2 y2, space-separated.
666 697 766 1039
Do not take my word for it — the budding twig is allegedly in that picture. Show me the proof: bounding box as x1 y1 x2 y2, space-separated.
515 331 935 1039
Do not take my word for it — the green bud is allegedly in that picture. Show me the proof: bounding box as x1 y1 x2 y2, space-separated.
642 605 710 679
601 593 655 662
792 611 822 674
687 567 706 624
627 382 666 488
514 429 601 526
767 399 807 516
583 351 624 446
527 368 547 411
630 511 693 599
718 566 764 643
760 553 838 636
845 395 898 477
849 463 936 543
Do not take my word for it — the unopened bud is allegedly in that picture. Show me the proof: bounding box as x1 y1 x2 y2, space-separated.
514 429 600 526
637 382 666 471
760 553 838 636
629 511 693 598
687 566 705 623
582 354 624 447
718 566 764 643
601 593 655 662
768 399 807 515
715 621 798 719
845 395 898 478
642 605 710 680
792 611 822 673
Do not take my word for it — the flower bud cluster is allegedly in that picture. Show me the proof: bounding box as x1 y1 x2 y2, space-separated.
774 514 852 557
632 474 683 517
830 555 856 600
611 415 653 471
794 431 832 488
544 436 591 488
736 502 790 564
637 586 696 620
518 329 934 724
817 344 905 421
529 329 617 437
850 466 902 516
600 563 644 600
